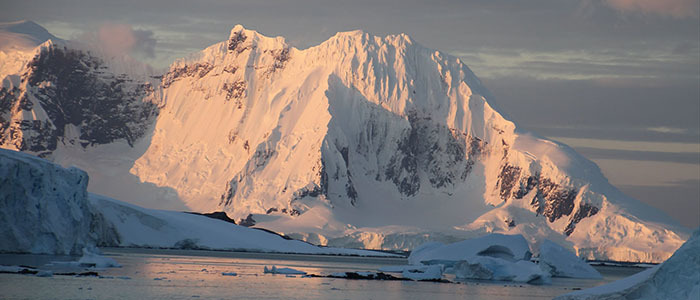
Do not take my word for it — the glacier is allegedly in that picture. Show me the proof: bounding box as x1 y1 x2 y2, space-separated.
0 148 95 255
0 22 689 262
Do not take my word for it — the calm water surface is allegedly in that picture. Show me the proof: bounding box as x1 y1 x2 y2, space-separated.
0 248 646 299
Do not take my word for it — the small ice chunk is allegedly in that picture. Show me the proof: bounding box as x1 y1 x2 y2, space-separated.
78 247 121 268
330 272 348 277
401 265 443 281
36 270 53 277
221 272 238 276
538 240 602 279
263 265 306 275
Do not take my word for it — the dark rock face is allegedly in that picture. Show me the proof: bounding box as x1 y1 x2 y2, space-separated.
497 164 521 201
162 63 214 88
238 214 256 227
223 81 246 107
227 31 247 52
219 175 239 207
564 203 600 236
498 162 589 227
267 47 290 74
381 111 482 197
532 178 578 223
187 211 237 225
0 45 156 154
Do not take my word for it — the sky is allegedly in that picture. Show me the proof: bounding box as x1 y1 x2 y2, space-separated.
2 0 699 228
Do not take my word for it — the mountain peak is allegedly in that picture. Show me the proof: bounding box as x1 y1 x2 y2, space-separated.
226 24 287 50
0 19 60 51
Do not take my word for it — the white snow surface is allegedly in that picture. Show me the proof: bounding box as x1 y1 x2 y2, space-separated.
556 228 700 300
0 22 690 263
0 148 95 255
539 239 601 279
408 234 532 265
91 193 395 256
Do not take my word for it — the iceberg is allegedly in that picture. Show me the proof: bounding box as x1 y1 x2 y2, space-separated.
539 240 601 279
0 149 95 255
453 257 550 284
407 234 551 284
408 234 532 265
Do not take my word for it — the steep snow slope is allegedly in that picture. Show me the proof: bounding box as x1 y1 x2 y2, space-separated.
131 25 686 262
0 23 688 262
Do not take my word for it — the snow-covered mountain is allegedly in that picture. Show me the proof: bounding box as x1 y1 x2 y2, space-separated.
0 148 392 256
0 22 689 262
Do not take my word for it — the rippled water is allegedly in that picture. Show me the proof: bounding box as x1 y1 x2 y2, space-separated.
0 248 645 300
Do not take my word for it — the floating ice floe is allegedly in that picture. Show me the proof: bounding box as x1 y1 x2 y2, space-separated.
401 265 443 281
264 266 307 275
36 270 53 277
538 240 601 279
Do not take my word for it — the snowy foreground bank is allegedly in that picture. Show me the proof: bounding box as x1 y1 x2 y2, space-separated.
0 149 393 257
556 228 699 300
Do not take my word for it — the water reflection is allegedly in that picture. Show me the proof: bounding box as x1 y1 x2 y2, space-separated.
0 248 644 300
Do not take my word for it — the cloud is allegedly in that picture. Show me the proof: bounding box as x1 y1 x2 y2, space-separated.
78 23 156 58
647 126 688 134
604 0 700 18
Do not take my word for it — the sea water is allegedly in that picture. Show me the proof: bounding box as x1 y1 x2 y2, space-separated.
0 248 646 299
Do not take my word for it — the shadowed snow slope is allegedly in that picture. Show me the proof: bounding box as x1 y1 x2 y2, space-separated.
91 193 395 256
539 239 602 279
0 148 393 257
556 228 699 300
0 22 689 262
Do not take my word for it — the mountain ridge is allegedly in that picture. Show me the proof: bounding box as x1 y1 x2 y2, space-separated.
0 22 688 262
